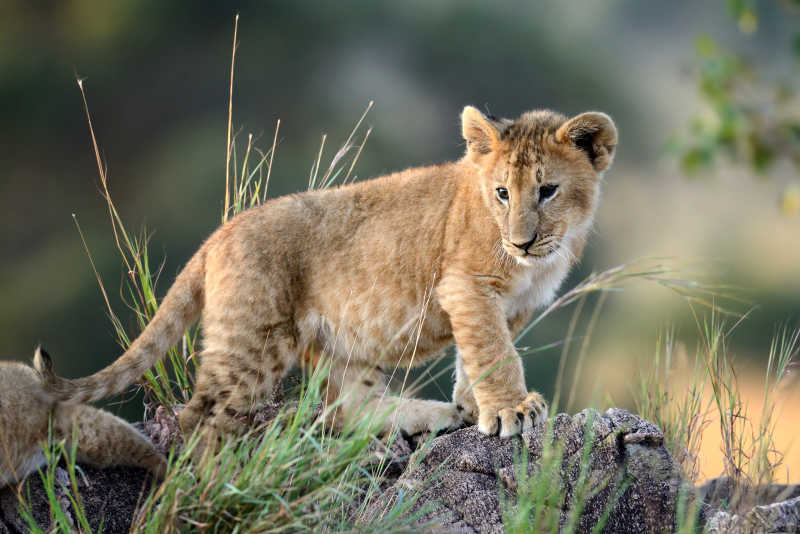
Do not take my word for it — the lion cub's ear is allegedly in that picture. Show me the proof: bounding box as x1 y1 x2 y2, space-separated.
461 106 501 165
556 112 618 172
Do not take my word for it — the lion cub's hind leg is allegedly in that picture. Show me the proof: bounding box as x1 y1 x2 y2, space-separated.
324 360 463 437
52 404 167 478
179 320 296 448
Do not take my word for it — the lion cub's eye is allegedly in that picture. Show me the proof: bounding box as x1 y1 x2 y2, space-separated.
539 184 558 202
495 187 509 203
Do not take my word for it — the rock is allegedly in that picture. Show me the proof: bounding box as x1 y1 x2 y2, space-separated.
15 408 795 533
0 465 155 534
698 476 800 512
366 408 683 533
704 496 800 534
700 478 800 534
747 495 800 532
139 404 184 455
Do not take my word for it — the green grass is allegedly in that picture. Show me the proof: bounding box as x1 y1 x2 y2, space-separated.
694 311 798 492
634 309 799 529
19 426 99 533
20 273 792 533
12 20 798 534
635 327 710 484
499 305 798 534
500 430 568 533
17 365 431 533
133 365 431 533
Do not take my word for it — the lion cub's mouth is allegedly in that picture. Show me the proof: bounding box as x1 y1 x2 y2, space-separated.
501 239 561 262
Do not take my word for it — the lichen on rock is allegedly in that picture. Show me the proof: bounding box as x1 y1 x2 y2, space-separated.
366 408 684 533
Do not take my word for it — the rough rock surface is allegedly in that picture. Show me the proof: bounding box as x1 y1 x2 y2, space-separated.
0 416 170 534
704 496 800 534
368 408 683 533
3 406 798 533
0 465 154 533
700 477 800 534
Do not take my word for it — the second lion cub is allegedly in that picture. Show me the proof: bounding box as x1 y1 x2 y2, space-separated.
0 347 165 486
43 106 616 441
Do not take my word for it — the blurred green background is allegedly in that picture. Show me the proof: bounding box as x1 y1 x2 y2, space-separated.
0 1 797 477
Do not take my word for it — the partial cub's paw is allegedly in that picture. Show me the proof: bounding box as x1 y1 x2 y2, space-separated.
431 403 464 433
146 453 169 480
477 391 549 438
397 402 463 437
454 398 479 425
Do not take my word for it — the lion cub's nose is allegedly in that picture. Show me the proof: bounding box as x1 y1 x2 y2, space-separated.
512 233 537 252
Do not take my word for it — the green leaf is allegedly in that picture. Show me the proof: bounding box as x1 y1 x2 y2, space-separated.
737 9 758 34
727 0 746 18
749 136 774 173
787 123 800 143
695 34 716 57
681 147 714 174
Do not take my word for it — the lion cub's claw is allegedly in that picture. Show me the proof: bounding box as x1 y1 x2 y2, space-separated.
477 392 548 438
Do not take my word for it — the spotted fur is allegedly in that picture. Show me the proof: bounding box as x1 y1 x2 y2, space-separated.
0 347 165 486
43 106 616 443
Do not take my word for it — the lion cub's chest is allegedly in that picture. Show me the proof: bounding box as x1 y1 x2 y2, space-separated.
499 257 569 321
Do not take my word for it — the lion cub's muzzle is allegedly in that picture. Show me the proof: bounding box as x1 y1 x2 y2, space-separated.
503 233 560 261
510 233 538 254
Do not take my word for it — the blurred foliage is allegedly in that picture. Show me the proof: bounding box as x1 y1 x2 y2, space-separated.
674 0 800 214
1 1 797 427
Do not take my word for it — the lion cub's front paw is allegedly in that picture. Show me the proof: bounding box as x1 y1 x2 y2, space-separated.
477 391 549 438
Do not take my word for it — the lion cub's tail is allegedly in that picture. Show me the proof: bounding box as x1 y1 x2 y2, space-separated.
39 251 206 404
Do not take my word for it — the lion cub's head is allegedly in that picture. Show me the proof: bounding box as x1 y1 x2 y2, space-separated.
461 106 617 266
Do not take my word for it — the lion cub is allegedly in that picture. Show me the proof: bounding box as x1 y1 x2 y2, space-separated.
42 106 616 441
0 347 165 486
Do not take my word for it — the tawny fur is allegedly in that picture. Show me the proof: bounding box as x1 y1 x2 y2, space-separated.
42 106 617 442
0 348 165 486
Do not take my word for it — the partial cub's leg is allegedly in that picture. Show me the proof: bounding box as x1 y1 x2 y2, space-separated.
179 321 296 445
323 359 462 436
452 348 546 431
438 275 549 437
52 404 167 478
178 228 304 452
452 350 480 425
